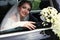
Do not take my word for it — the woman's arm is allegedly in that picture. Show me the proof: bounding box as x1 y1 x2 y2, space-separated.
1 18 36 31
0 18 25 31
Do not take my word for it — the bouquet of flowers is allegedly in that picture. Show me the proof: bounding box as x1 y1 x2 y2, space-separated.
40 7 60 39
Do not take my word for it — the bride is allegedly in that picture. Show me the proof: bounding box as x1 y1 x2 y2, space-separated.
0 0 36 31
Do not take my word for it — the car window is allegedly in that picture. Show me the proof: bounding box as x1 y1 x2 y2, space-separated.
30 0 51 10
0 0 53 34
18 0 52 10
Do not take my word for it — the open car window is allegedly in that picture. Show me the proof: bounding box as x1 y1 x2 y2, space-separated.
0 0 53 35
0 0 53 23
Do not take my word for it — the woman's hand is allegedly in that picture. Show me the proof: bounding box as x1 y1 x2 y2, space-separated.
23 21 36 30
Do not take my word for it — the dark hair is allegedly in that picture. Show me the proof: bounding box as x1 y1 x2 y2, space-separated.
18 0 32 10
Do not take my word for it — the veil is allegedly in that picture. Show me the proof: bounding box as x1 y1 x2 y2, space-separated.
0 1 29 27
0 1 21 27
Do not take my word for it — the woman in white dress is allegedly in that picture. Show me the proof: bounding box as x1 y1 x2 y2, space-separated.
0 0 36 31
0 0 51 40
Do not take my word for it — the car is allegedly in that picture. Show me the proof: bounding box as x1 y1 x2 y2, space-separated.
0 0 59 40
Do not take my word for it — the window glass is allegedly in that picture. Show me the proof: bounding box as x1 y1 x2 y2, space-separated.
28 0 51 10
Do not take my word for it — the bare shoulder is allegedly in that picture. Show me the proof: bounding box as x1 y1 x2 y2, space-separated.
10 14 17 22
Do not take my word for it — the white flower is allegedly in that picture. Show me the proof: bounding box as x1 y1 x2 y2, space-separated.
40 7 60 39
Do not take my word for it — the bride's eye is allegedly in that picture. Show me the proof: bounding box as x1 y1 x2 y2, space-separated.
27 8 31 11
22 6 31 11
22 6 26 9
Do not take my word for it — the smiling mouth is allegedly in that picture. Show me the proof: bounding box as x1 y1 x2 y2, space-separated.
24 13 28 16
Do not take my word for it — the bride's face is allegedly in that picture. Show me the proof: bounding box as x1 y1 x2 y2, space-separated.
18 3 31 18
